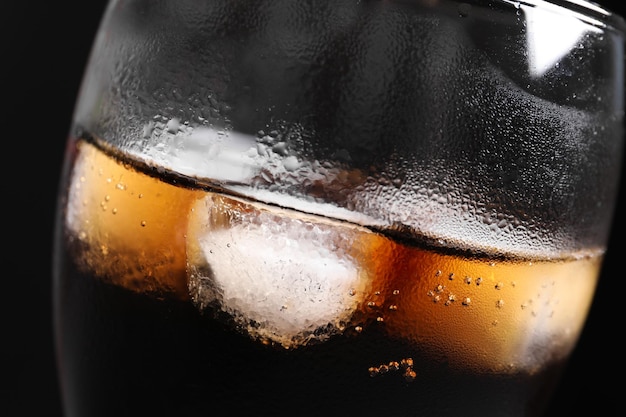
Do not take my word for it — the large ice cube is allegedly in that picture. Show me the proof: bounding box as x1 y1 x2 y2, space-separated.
187 193 372 348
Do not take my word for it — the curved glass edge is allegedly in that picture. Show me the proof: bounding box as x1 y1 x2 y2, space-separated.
505 0 626 32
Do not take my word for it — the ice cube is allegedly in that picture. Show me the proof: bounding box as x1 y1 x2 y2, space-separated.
187 192 372 348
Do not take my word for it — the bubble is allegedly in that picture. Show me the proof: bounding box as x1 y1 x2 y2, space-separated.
401 358 414 368
404 369 417 382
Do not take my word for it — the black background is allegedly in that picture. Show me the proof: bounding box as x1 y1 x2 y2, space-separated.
5 1 624 416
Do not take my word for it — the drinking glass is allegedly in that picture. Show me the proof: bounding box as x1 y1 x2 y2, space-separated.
53 1 625 416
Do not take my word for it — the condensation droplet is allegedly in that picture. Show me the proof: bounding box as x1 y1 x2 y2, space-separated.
388 305 398 311
464 276 472 285
462 297 471 306
112 208 118 215
355 326 363 333
282 156 300 172
376 316 384 322
435 270 442 277
166 118 180 133
496 299 505 308
458 2 471 18
140 220 147 227
449 273 455 280
392 289 400 295
495 282 503 290
475 277 483 286
367 301 377 308
389 361 400 371
435 284 445 293
433 295 441 303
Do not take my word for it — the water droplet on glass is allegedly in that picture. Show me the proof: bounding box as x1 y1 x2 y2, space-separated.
458 3 471 18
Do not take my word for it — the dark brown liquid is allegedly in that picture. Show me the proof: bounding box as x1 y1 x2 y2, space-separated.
53 137 600 417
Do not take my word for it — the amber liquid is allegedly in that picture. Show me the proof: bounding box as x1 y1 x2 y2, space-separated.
54 136 601 417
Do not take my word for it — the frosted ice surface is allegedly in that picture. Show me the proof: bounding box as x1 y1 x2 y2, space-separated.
143 123 261 184
187 194 371 348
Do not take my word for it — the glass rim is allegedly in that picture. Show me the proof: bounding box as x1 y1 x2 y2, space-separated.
505 0 626 33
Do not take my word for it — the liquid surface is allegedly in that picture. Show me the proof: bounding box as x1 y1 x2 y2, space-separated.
55 136 601 417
